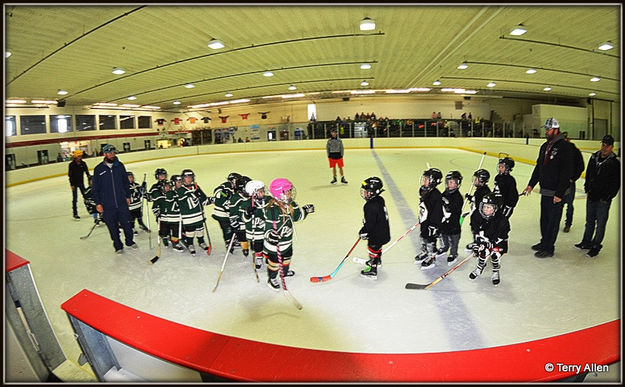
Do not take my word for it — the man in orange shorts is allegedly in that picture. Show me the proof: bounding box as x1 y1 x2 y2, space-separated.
327 129 347 184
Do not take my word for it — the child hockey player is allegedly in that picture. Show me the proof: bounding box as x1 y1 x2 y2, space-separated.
359 177 391 280
177 169 211 256
263 178 315 291
415 168 443 270
229 175 252 257
212 172 241 250
153 180 185 252
465 168 492 250
127 171 149 234
493 156 518 219
468 192 510 286
83 176 102 225
436 171 464 266
243 180 268 269
148 168 168 202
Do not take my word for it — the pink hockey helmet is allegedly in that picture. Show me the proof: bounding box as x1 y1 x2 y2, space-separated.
269 178 296 203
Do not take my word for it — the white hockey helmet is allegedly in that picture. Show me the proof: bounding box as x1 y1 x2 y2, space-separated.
245 179 265 197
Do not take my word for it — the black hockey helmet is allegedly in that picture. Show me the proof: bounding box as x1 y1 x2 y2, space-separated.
421 168 443 187
498 157 515 173
157 180 170 193
127 171 135 179
445 170 463 191
236 176 252 195
479 192 503 220
170 174 182 185
181 169 195 182
227 172 242 186
473 168 490 185
154 168 167 180
360 176 384 200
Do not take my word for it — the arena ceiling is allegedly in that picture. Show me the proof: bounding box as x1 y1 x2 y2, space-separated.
4 4 621 110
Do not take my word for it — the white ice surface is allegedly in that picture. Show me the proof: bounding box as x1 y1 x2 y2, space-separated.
5 148 621 368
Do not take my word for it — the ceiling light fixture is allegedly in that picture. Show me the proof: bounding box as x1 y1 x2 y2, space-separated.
173 100 181 105
457 62 468 70
598 41 613 51
543 86 552 91
185 83 195 88
207 39 225 49
487 82 496 88
526 68 537 74
6 51 12 58
112 67 125 75
360 63 372 70
589 92 596 96
360 80 369 86
57 89 68 95
127 96 137 100
288 85 297 91
590 76 601 82
263 71 274 77
360 17 376 31
225 92 233 97
31 100 58 104
433 80 441 86
510 24 527 36
6 99 27 104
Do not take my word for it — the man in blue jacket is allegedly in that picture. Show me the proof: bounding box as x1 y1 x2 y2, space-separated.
92 144 137 254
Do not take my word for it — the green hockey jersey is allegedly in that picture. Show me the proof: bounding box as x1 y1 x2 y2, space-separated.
177 183 209 226
263 200 307 256
212 181 234 219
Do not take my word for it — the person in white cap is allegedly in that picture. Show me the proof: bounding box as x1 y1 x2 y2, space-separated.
522 118 573 258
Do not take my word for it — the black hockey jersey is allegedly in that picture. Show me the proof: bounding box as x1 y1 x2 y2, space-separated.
440 189 463 235
493 174 518 217
419 187 443 237
361 195 391 245
470 211 510 253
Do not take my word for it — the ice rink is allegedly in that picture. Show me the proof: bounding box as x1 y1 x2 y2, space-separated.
5 147 621 379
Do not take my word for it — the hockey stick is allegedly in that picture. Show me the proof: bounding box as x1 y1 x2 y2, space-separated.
310 237 361 283
405 251 475 290
272 211 303 310
352 221 420 265
149 217 161 264
459 151 487 226
212 234 236 292
79 222 98 240
201 212 212 255
251 194 260 283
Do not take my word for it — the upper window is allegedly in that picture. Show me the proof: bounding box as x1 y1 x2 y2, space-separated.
20 115 47 135
76 115 96 131
120 115 135 129
99 115 117 130
50 115 73 133
138 115 152 129
6 116 17 136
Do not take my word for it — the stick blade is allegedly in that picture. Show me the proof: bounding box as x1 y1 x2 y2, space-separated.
149 256 160 265
405 283 429 290
309 275 331 283
206 245 212 255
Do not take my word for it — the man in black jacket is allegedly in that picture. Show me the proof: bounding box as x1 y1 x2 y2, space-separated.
522 118 573 258
575 135 620 258
561 132 586 233
68 149 90 220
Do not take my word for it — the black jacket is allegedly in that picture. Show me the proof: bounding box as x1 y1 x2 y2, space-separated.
584 151 620 202
419 187 443 234
494 173 518 216
440 189 463 235
470 210 510 254
92 156 131 211
569 141 585 181
68 159 90 186
361 195 391 245
528 134 573 198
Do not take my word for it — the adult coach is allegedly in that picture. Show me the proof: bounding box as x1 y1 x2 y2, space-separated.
92 144 137 254
68 149 90 220
327 128 348 184
575 134 620 258
561 132 585 233
522 118 573 258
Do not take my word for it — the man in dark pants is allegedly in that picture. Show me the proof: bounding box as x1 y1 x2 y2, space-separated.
575 135 620 258
561 132 586 233
68 149 90 220
522 118 573 258
92 144 137 254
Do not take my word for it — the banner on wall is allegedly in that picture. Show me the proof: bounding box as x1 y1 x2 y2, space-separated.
250 124 260 141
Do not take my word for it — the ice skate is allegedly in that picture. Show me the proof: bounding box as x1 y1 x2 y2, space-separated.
469 266 484 280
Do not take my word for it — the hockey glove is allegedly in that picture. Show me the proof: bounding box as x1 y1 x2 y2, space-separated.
358 227 369 240
207 196 216 205
465 193 473 201
267 229 280 245
230 218 240 230
302 204 315 214
427 225 439 238
152 208 160 218
245 206 255 217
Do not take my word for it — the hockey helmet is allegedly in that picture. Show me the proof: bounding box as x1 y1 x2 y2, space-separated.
420 168 443 187
245 180 265 197
236 176 252 195
181 169 195 182
170 174 182 185
269 178 296 203
73 149 83 158
479 192 503 220
227 172 242 185
473 168 490 185
158 180 170 193
127 171 135 180
154 168 168 180
360 176 384 200
445 170 463 191
498 157 515 173
102 144 116 154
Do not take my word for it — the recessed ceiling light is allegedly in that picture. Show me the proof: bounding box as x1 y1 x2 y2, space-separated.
487 82 496 88
510 25 527 36
128 95 137 100
6 99 26 104
185 83 195 88
590 76 601 82
6 51 11 58
589 92 596 96
263 71 274 77
57 90 68 95
112 67 125 75
360 80 369 86
288 85 297 91
360 17 375 31
225 92 233 97
173 100 181 105
457 62 468 70
207 39 225 50
526 68 537 74
360 63 372 70
433 80 441 86
544 86 552 91
598 41 613 51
